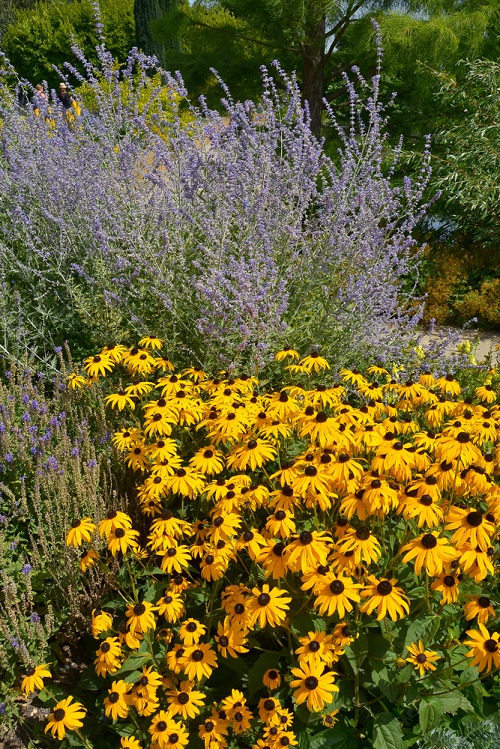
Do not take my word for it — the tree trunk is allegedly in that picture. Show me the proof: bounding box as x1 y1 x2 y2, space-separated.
301 14 326 138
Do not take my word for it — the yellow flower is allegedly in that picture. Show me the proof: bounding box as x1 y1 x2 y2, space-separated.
275 348 300 361
138 335 164 350
120 738 142 749
91 609 112 638
79 548 99 572
166 680 206 719
83 353 114 378
104 680 130 720
180 643 218 681
464 596 496 624
263 668 281 690
290 662 338 712
126 601 157 635
400 532 457 576
464 624 500 673
105 391 136 410
406 641 440 676
67 373 86 389
65 517 95 547
299 352 330 372
21 664 51 694
360 576 410 621
45 696 86 740
246 584 291 629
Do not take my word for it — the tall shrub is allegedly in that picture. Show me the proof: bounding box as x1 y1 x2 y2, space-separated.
0 17 434 372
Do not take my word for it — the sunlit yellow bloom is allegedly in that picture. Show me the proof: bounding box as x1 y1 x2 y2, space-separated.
21 664 51 694
406 641 440 676
65 517 96 547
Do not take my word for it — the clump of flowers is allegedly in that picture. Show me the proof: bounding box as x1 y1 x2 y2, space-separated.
24 338 500 746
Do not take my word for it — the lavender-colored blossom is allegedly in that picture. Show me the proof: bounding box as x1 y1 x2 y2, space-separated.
0 31 441 371
87 459 98 468
21 563 32 575
5 452 13 463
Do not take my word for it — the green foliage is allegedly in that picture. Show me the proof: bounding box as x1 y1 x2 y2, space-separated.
1 0 135 86
429 58 500 246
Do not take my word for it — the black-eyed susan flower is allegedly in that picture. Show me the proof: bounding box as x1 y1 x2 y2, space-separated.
336 525 381 566
91 609 112 638
138 335 163 350
290 662 338 712
285 530 331 574
94 637 122 677
231 705 253 733
45 696 86 740
107 526 140 556
246 584 292 628
257 696 281 723
104 680 130 720
181 643 218 681
322 710 339 728
198 716 228 745
475 383 496 404
401 532 457 576
98 510 133 539
105 391 136 411
157 592 185 623
83 353 114 378
179 619 206 645
431 573 460 604
67 373 86 389
445 507 495 551
215 618 249 658
300 352 330 372
21 664 51 694
227 437 277 471
136 665 163 699
112 428 143 452
65 517 96 547
406 641 440 676
360 576 410 621
189 446 225 475
79 548 99 572
313 574 362 618
166 680 206 719
125 601 157 635
149 712 189 748
263 668 281 690
464 624 500 673
158 544 191 574
275 348 300 361
167 467 206 498
459 544 495 581
120 737 142 749
265 510 296 539
295 631 336 666
464 596 496 624
435 431 482 466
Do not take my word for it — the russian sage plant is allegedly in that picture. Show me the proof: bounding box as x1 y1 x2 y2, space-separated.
0 15 435 372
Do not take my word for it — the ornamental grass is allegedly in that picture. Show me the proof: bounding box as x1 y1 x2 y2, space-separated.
11 338 500 747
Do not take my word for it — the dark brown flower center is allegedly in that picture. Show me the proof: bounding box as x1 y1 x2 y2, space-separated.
421 534 438 549
53 708 66 721
443 575 456 587
377 580 393 595
356 525 370 540
478 596 491 608
109 691 120 703
466 511 483 527
218 636 229 647
330 580 345 595
177 692 189 704
485 639 498 653
305 676 319 689
191 649 204 662
264 699 275 711
258 593 271 606
300 531 313 545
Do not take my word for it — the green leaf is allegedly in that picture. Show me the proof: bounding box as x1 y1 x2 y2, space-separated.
123 670 142 684
113 653 151 675
419 697 444 733
310 728 359 749
344 633 369 673
403 616 441 650
372 713 404 749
